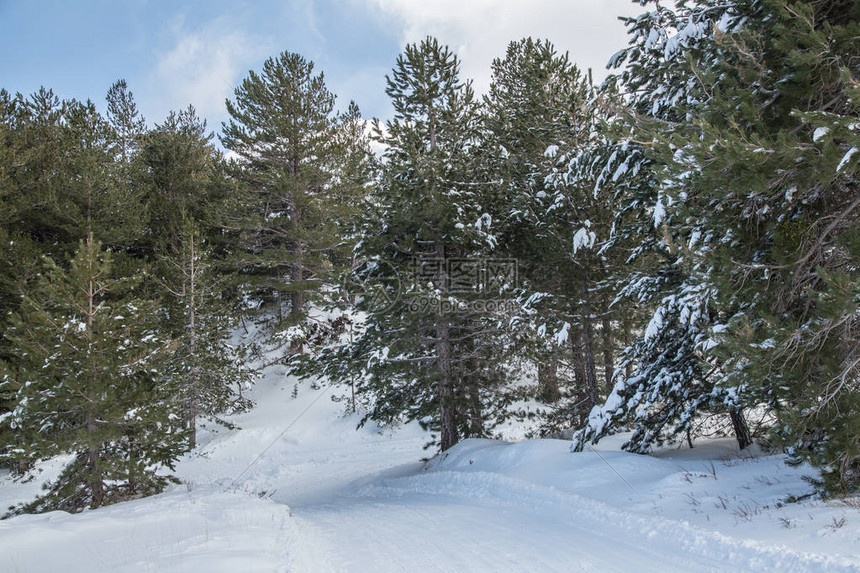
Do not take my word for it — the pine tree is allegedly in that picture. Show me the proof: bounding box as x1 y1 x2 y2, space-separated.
165 219 254 447
659 0 860 490
573 1 762 454
2 89 74 262
62 99 144 250
222 52 347 352
140 105 221 262
482 38 623 431
141 107 254 446
574 0 860 493
0 90 146 452
0 235 186 513
105 79 146 165
308 37 503 450
329 100 375 258
0 90 30 433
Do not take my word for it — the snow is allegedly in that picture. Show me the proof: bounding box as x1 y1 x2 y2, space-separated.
813 127 830 142
554 322 570 346
653 192 667 227
836 147 857 172
572 224 596 254
688 229 702 250
644 305 665 340
2 354 859 571
475 212 492 231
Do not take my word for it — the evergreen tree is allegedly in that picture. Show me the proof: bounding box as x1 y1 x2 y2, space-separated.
329 100 376 259
0 90 145 450
105 79 146 165
222 52 347 351
0 236 186 513
574 0 860 493
141 107 254 446
308 37 501 450
661 0 860 490
482 38 622 431
2 89 74 262
574 1 765 454
165 218 254 446
62 99 143 250
141 105 219 261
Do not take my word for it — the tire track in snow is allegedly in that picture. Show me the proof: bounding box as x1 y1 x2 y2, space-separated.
287 482 726 572
347 470 857 572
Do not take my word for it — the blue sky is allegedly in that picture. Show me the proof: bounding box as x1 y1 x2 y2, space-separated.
0 0 638 139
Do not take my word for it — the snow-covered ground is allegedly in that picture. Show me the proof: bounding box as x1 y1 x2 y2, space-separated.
2 362 859 572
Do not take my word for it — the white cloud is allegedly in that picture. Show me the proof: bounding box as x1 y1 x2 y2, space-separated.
360 0 640 92
147 16 271 127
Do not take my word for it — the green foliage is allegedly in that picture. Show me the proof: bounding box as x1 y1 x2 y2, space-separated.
576 0 860 493
164 219 255 446
304 37 510 451
0 237 186 513
482 38 657 441
1 1 858 509
141 105 218 260
223 51 359 340
0 82 257 513
106 79 146 166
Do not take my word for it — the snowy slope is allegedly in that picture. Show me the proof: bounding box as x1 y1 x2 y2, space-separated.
2 362 859 572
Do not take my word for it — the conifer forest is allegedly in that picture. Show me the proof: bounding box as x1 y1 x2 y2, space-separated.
1 0 859 529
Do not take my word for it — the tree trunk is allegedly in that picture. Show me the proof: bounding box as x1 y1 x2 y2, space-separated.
730 409 753 450
434 242 458 451
436 321 458 451
290 265 304 316
538 358 561 403
86 411 104 508
289 181 304 353
289 267 304 354
622 316 634 378
601 308 614 390
84 234 104 507
466 367 483 438
597 260 615 390
571 326 586 393
186 229 198 446
581 278 599 408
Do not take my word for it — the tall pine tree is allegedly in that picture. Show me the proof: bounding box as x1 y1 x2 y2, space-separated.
308 38 504 450
222 52 348 353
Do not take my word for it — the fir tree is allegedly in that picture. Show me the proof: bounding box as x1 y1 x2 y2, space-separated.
0 90 146 453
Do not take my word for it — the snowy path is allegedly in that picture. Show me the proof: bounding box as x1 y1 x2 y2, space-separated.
289 485 721 572
278 450 853 573
2 377 859 572
214 380 858 572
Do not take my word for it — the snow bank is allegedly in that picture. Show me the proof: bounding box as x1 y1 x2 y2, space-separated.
0 487 295 572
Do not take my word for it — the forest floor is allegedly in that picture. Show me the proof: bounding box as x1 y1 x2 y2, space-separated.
2 356 859 572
